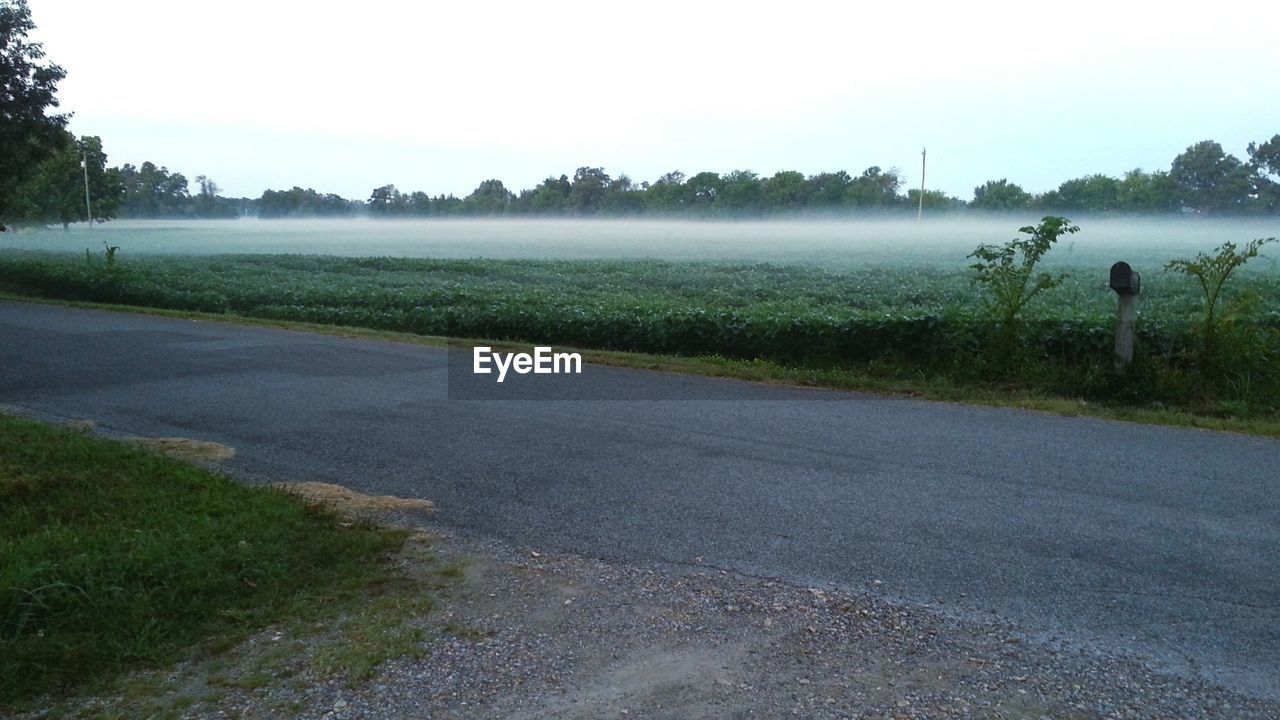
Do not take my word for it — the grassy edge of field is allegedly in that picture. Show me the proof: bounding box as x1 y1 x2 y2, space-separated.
0 411 457 716
4 290 1278 439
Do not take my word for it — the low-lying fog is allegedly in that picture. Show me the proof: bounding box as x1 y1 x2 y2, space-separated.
3 216 1278 271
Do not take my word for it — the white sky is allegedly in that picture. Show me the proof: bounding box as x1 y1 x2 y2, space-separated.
29 0 1280 201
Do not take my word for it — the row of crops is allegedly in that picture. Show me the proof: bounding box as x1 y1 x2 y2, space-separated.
1 252 1278 408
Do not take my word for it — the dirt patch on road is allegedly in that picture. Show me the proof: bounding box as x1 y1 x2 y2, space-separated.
277 481 436 516
129 436 237 463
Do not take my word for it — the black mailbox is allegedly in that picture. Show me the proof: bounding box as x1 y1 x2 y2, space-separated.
1109 261 1141 295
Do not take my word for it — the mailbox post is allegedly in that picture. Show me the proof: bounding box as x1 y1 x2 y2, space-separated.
1109 262 1141 371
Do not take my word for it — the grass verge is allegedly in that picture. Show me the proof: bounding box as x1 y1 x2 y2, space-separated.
2 291 1278 438
0 413 416 709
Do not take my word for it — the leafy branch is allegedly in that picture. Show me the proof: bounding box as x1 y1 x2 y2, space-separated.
968 216 1079 343
1165 237 1274 365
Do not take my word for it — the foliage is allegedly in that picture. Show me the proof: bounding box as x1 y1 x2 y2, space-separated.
259 186 354 218
191 175 238 218
719 169 764 213
112 162 247 218
970 179 1032 211
846 166 904 207
968 216 1079 347
0 414 406 703
1116 168 1180 213
1 242 1276 411
1165 237 1276 371
568 167 612 215
1248 135 1280 212
116 161 192 217
522 175 572 214
464 179 515 215
907 188 966 211
1038 174 1121 212
353 165 910 218
764 170 807 210
83 130 1280 221
9 133 123 228
1170 141 1255 214
0 0 69 222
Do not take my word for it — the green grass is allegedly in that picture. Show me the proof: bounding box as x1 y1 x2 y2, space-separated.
310 591 433 681
0 413 409 707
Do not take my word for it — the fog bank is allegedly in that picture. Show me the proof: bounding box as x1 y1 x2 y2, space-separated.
3 216 1278 271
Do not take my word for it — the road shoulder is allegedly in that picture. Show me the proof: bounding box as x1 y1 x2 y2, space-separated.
23 515 1278 720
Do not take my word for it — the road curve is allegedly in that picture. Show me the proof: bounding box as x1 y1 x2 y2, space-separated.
2 301 1278 699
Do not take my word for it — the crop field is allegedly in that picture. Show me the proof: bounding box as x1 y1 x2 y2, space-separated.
2 217 1278 410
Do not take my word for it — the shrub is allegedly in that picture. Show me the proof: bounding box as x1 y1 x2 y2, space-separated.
968 216 1079 358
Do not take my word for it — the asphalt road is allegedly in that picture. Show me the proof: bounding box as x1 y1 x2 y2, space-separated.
3 301 1278 699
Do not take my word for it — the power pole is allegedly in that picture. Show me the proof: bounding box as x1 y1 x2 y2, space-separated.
917 147 926 222
81 149 93 228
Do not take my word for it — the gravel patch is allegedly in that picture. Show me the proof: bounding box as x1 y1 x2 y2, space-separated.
23 523 1279 720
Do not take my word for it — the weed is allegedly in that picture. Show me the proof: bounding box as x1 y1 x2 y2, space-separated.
968 216 1078 362
1165 237 1275 370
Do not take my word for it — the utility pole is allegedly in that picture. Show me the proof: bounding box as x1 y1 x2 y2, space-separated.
81 148 92 228
917 147 926 222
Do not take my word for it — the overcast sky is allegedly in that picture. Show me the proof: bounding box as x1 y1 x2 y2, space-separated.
28 0 1280 201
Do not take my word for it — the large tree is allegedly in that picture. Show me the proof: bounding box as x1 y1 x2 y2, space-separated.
1038 174 1121 212
845 166 903 208
804 171 852 208
603 174 646 214
117 161 191 217
970 179 1032 211
367 184 407 215
763 170 807 211
685 171 722 210
567 167 611 215
1169 140 1254 214
0 0 70 222
719 170 763 212
906 188 965 211
12 133 122 229
644 171 687 213
191 175 238 218
521 175 571 214
463 179 514 214
1247 135 1280 212
1116 169 1179 212
260 186 353 218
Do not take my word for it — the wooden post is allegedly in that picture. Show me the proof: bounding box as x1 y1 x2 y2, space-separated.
1109 261 1140 372
1115 292 1136 371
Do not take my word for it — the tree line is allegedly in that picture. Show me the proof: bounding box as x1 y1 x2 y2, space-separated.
358 139 1279 218
0 134 253 229
8 135 1280 228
